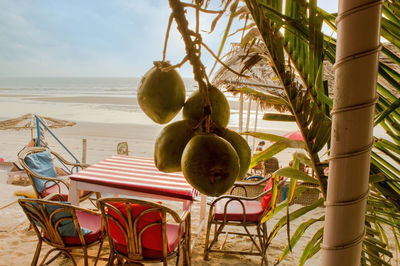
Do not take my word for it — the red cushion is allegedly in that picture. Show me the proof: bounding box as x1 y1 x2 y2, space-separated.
214 199 264 222
41 182 69 200
113 224 181 258
44 211 102 245
41 183 91 201
261 176 284 210
107 202 170 254
64 211 102 245
261 178 274 210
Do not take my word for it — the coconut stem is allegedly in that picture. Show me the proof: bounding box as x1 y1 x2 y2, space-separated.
168 0 212 132
162 14 174 62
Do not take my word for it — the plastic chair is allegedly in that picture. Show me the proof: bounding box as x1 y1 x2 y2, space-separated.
18 194 104 265
18 146 99 202
203 176 287 265
98 197 191 266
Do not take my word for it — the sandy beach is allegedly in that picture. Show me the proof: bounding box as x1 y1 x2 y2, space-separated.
0 93 328 265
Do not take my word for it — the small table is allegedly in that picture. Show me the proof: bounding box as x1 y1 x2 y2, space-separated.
69 155 207 249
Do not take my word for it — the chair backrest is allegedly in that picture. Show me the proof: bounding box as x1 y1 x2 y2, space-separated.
18 198 89 247
18 147 74 197
18 147 57 197
98 198 181 261
260 176 288 220
263 157 279 175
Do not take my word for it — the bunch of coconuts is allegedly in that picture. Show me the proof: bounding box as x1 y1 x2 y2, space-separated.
137 61 251 197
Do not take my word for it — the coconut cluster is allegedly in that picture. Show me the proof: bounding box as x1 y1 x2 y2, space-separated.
137 62 251 196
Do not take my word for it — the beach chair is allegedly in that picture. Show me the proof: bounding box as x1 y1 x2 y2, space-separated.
18 194 104 266
98 197 191 266
18 146 98 202
203 176 287 265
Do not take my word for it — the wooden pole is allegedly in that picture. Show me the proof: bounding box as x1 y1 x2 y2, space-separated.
245 96 252 141
239 92 244 133
82 139 87 164
253 98 259 152
321 1 382 264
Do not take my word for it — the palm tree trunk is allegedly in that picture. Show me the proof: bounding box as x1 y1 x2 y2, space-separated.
321 0 382 265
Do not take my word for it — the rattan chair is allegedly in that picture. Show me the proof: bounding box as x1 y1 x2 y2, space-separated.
98 197 191 266
18 194 104 266
251 157 280 177
204 176 287 265
18 146 98 202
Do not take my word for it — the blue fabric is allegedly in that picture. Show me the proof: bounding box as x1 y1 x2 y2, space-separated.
28 202 91 237
25 150 57 193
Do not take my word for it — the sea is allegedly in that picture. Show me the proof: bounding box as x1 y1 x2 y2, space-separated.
0 77 297 132
0 77 198 97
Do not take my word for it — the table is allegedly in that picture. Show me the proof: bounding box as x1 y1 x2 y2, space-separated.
69 155 207 248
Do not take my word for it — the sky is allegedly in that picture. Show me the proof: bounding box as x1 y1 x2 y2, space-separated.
0 0 338 78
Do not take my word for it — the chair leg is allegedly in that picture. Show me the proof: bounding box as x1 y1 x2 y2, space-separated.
94 239 104 266
175 243 180 266
108 251 115 266
31 238 42 266
203 219 213 260
82 246 89 266
257 225 268 266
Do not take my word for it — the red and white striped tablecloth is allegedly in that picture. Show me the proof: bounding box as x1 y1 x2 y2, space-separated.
70 155 197 201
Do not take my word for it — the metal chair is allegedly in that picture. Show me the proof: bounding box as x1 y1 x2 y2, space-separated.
98 197 191 266
18 146 99 202
203 176 287 265
18 194 104 265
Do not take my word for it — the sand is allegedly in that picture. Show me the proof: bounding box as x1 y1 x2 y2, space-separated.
0 118 330 265
0 94 329 265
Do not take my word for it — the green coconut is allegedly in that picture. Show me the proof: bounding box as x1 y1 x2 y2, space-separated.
154 120 196 173
181 134 239 196
220 128 251 180
137 62 185 124
182 85 230 128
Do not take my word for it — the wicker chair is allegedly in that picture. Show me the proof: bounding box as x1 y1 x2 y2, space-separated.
18 194 104 266
251 157 280 177
204 176 287 265
18 146 98 202
98 197 191 266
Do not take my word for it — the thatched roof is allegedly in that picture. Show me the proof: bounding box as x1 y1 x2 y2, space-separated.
212 43 335 111
212 42 400 107
0 113 76 131
379 43 400 98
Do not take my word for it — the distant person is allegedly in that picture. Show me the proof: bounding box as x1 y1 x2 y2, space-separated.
255 141 266 152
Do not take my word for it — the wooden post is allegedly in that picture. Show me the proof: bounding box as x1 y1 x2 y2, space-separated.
82 139 87 164
321 0 382 264
245 96 252 141
253 98 259 152
239 92 244 133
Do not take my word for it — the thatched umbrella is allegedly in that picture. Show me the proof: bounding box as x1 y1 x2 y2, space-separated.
212 43 335 150
0 113 76 139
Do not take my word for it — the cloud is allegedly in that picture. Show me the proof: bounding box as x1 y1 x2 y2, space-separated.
0 0 244 77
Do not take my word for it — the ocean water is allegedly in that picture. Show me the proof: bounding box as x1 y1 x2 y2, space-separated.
0 77 199 97
0 77 299 136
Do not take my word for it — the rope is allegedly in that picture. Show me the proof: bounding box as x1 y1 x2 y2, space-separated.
328 141 374 161
333 44 382 70
325 189 369 207
330 97 378 116
335 0 384 25
320 227 366 250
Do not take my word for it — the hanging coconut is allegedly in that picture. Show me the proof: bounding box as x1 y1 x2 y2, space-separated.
154 120 196 173
182 85 230 128
219 128 251 180
181 134 239 196
137 61 185 124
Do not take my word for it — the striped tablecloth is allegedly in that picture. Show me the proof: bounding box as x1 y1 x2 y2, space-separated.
70 155 198 201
